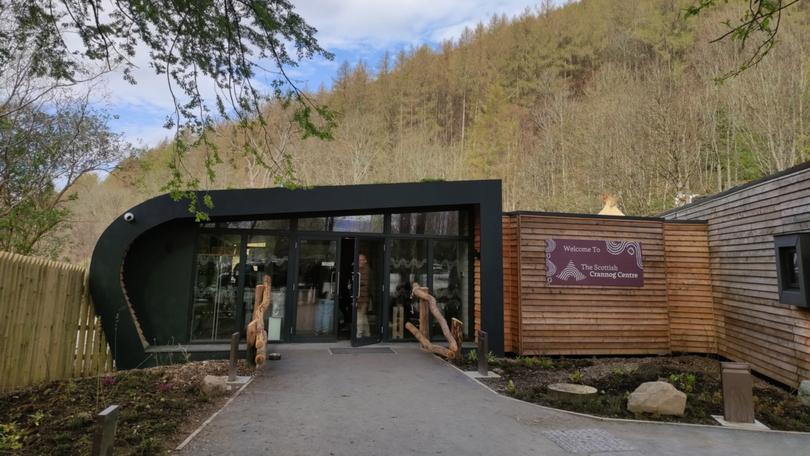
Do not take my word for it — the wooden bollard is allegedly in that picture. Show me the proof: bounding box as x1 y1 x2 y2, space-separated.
228 332 239 382
91 405 120 456
478 330 488 376
721 362 755 423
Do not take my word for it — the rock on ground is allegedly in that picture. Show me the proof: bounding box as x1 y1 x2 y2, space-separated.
627 381 686 416
799 380 810 407
202 375 229 395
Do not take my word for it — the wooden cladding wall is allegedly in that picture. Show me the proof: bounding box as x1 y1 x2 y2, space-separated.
502 215 520 353
664 166 810 388
0 252 113 392
511 214 672 355
503 214 715 358
664 223 716 353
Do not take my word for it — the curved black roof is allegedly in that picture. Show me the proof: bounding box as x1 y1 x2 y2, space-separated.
89 180 504 367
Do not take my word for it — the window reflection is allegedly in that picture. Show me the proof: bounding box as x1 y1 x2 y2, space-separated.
391 211 467 236
201 219 290 230
298 215 383 233
295 240 338 337
389 240 427 340
431 240 469 338
781 246 800 290
243 236 289 341
191 234 241 341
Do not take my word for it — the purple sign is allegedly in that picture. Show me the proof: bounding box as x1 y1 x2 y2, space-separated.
545 239 644 287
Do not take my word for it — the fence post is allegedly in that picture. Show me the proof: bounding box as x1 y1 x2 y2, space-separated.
478 330 488 376
91 405 120 456
228 332 239 382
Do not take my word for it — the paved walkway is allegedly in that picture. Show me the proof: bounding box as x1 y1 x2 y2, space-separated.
181 345 810 455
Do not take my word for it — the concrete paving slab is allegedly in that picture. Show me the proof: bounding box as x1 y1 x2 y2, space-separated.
180 346 810 456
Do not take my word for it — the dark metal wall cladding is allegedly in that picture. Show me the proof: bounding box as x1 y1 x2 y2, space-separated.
89 180 504 369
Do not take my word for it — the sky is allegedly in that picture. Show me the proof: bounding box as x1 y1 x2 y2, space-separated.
100 0 546 148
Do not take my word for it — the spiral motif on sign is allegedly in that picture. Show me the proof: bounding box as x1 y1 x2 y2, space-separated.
606 240 643 270
556 260 586 281
606 240 628 254
546 258 557 277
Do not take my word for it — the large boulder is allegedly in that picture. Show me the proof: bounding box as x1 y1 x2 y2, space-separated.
627 381 686 416
799 380 810 407
201 375 228 395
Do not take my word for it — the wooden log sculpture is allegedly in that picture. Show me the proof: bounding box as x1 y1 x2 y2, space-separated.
404 282 461 360
247 276 271 366
451 318 463 363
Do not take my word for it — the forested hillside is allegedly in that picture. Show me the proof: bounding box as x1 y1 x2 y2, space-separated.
58 0 810 262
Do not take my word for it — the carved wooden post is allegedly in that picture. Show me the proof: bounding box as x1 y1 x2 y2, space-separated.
91 405 120 456
451 318 463 364
419 299 429 339
228 332 239 381
478 330 488 376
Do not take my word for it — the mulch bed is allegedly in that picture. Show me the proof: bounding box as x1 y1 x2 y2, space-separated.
0 360 253 455
462 355 810 432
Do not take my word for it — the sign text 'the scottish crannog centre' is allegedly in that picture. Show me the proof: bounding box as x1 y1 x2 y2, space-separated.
546 239 644 287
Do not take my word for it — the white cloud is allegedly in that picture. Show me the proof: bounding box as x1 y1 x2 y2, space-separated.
89 0 550 146
293 0 539 49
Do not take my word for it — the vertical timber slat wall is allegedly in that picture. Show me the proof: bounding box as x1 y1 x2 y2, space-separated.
513 214 673 355
0 252 113 392
501 215 520 353
664 223 717 354
665 166 810 388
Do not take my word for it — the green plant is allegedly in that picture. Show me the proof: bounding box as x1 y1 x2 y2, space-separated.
506 380 516 395
29 411 45 427
486 351 497 364
177 344 192 364
669 373 697 393
568 371 584 384
0 423 23 450
537 357 554 369
466 350 478 363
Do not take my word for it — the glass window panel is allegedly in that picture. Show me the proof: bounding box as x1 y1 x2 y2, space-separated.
391 211 467 236
200 219 290 230
191 234 241 341
781 246 800 290
252 219 291 230
388 239 427 340
295 239 338 337
243 236 289 341
355 240 383 340
431 240 470 338
298 215 383 233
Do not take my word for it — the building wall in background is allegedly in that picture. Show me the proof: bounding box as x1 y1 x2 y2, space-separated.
664 165 810 387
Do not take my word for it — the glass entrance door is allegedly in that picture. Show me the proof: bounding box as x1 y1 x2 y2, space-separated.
352 239 384 346
294 239 338 339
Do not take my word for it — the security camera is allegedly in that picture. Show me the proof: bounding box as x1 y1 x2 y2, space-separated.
123 212 135 223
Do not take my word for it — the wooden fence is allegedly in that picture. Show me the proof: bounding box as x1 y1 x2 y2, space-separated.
0 251 113 393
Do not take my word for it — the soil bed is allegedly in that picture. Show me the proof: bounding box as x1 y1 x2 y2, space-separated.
0 360 253 454
463 355 810 432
